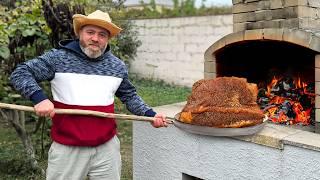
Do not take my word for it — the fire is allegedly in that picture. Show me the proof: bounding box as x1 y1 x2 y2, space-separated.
295 77 307 89
266 76 278 96
258 76 314 125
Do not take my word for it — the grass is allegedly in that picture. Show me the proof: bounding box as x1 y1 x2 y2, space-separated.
0 77 191 180
0 121 49 180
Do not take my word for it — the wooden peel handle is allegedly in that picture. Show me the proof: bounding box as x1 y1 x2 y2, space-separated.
0 102 174 124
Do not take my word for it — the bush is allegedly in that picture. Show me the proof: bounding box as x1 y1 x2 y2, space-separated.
0 1 142 176
117 0 232 19
0 0 141 102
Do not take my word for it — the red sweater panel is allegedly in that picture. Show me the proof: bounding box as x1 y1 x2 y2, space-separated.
51 101 117 146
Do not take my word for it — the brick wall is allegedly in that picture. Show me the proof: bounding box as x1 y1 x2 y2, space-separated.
233 0 320 32
129 15 233 87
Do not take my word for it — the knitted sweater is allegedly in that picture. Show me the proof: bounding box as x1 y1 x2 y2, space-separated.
10 40 156 146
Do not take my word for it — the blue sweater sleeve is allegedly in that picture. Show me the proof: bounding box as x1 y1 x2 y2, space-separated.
115 65 156 116
10 49 57 104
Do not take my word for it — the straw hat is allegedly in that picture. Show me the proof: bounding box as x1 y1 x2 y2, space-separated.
73 10 122 38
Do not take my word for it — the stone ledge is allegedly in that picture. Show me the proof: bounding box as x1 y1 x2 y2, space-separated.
153 102 320 152
233 123 320 151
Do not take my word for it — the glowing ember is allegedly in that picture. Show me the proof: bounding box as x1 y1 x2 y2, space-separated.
257 76 314 125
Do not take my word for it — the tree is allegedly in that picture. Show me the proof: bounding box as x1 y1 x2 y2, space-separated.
0 0 141 176
120 0 231 19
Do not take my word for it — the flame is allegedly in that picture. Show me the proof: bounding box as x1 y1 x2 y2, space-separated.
266 106 277 117
294 77 308 89
296 77 302 89
260 76 314 126
278 112 287 123
269 96 285 104
266 76 278 96
292 103 311 125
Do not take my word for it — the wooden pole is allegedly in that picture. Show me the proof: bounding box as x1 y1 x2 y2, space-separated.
0 102 174 124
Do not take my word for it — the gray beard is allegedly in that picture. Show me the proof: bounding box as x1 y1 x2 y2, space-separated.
79 44 107 59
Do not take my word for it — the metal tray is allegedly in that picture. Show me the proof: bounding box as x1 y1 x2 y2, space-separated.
174 113 268 137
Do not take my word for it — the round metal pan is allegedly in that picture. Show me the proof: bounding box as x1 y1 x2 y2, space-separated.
173 113 268 137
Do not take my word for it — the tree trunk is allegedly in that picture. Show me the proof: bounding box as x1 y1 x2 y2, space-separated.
0 109 45 175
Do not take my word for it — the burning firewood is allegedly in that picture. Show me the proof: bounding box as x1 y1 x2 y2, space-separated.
257 76 314 125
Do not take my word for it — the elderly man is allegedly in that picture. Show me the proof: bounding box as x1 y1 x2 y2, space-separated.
10 10 167 180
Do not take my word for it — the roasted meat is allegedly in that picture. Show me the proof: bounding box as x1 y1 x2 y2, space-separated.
179 77 265 128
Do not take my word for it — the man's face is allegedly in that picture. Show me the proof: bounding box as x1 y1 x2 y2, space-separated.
79 25 110 58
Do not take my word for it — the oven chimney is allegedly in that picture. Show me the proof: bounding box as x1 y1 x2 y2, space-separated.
233 0 320 32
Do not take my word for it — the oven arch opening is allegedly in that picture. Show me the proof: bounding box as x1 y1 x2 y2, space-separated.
204 29 320 131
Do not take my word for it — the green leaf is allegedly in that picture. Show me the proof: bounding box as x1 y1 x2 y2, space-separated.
0 46 10 59
22 28 36 37
8 24 18 32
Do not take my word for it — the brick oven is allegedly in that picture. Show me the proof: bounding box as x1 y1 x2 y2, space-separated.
133 1 320 179
204 0 320 131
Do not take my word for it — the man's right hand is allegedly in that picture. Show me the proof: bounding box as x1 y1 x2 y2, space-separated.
34 99 55 118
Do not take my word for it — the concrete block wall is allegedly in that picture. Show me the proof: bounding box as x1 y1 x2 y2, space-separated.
129 15 232 87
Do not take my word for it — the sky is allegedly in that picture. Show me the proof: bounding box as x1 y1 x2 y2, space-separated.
195 0 232 7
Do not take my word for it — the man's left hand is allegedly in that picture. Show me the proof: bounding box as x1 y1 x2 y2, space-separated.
152 113 168 128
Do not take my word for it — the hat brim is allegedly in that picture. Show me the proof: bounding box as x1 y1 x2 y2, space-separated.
73 14 122 38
